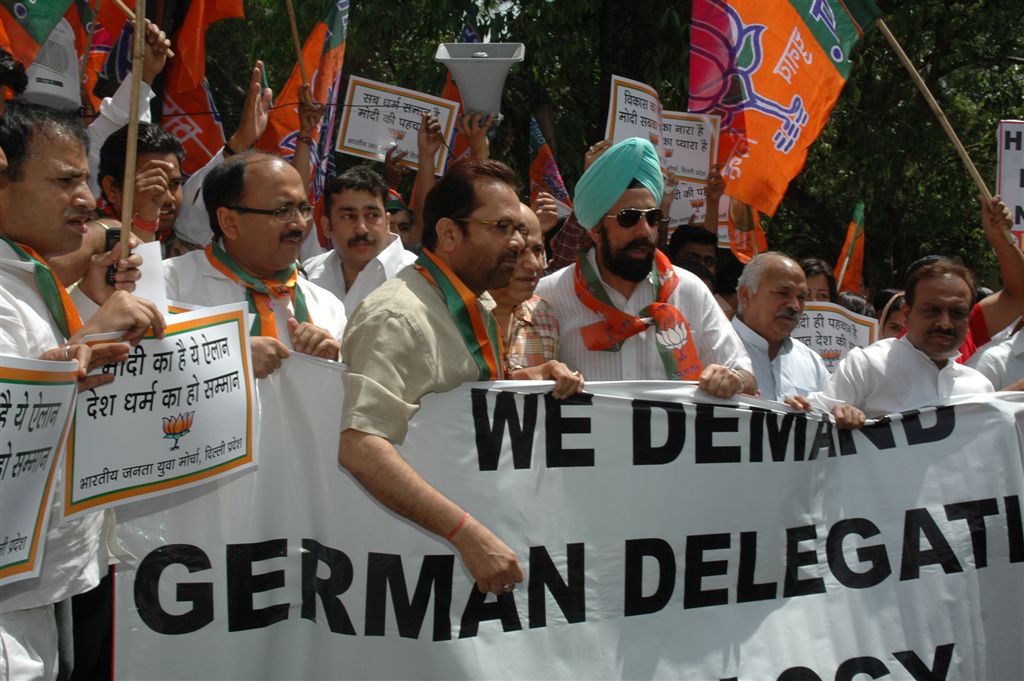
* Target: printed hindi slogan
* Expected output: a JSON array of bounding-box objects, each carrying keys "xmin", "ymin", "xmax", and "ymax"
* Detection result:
[
  {"xmin": 336, "ymin": 75, "xmax": 460, "ymax": 176},
  {"xmin": 605, "ymin": 74, "xmax": 663, "ymax": 159},
  {"xmin": 65, "ymin": 304, "xmax": 256, "ymax": 517},
  {"xmin": 0, "ymin": 356, "xmax": 78, "ymax": 586},
  {"xmin": 661, "ymin": 110, "xmax": 726, "ymax": 230},
  {"xmin": 794, "ymin": 301, "xmax": 878, "ymax": 372}
]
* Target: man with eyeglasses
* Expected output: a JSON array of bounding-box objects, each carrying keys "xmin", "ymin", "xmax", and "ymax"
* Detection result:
[
  {"xmin": 536, "ymin": 137, "xmax": 755, "ymax": 396},
  {"xmin": 339, "ymin": 158, "xmax": 584, "ymax": 598},
  {"xmin": 302, "ymin": 166, "xmax": 417, "ymax": 316},
  {"xmin": 164, "ymin": 151, "xmax": 347, "ymax": 378}
]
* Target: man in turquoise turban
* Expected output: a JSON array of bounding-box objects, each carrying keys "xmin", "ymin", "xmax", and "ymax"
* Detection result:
[{"xmin": 535, "ymin": 137, "xmax": 756, "ymax": 397}]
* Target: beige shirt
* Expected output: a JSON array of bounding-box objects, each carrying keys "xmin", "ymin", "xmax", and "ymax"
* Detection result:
[{"xmin": 341, "ymin": 266, "xmax": 494, "ymax": 444}]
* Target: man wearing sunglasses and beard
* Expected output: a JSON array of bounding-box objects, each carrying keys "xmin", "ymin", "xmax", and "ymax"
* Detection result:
[{"xmin": 536, "ymin": 138, "xmax": 755, "ymax": 397}]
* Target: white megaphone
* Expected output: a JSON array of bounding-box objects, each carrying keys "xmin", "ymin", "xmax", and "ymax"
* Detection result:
[
  {"xmin": 434, "ymin": 43, "xmax": 524, "ymax": 124},
  {"xmin": 24, "ymin": 18, "xmax": 80, "ymax": 112}
]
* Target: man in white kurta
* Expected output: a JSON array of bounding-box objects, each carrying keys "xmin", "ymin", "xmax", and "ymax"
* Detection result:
[
  {"xmin": 731, "ymin": 253, "xmax": 829, "ymax": 401},
  {"xmin": 535, "ymin": 137, "xmax": 753, "ymax": 396},
  {"xmin": 302, "ymin": 166, "xmax": 415, "ymax": 317},
  {"xmin": 811, "ymin": 259, "xmax": 993, "ymax": 422},
  {"xmin": 164, "ymin": 151, "xmax": 346, "ymax": 378}
]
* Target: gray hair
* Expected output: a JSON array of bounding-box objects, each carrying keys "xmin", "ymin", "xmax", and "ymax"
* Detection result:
[{"xmin": 736, "ymin": 251, "xmax": 798, "ymax": 314}]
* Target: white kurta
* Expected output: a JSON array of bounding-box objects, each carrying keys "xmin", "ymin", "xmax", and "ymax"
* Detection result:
[
  {"xmin": 812, "ymin": 336, "xmax": 994, "ymax": 418},
  {"xmin": 967, "ymin": 330, "xmax": 1024, "ymax": 390},
  {"xmin": 535, "ymin": 251, "xmax": 752, "ymax": 380},
  {"xmin": 302, "ymin": 234, "xmax": 416, "ymax": 317},
  {"xmin": 163, "ymin": 249, "xmax": 348, "ymax": 345},
  {"xmin": 87, "ymin": 78, "xmax": 154, "ymax": 200},
  {"xmin": 0, "ymin": 242, "xmax": 109, "ymax": 681},
  {"xmin": 732, "ymin": 315, "xmax": 829, "ymax": 401}
]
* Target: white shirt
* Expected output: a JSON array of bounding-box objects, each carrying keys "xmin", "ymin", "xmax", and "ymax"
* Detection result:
[
  {"xmin": 967, "ymin": 330, "xmax": 1024, "ymax": 390},
  {"xmin": 87, "ymin": 78, "xmax": 154, "ymax": 199},
  {"xmin": 732, "ymin": 315, "xmax": 829, "ymax": 401},
  {"xmin": 813, "ymin": 336, "xmax": 994, "ymax": 418},
  {"xmin": 535, "ymin": 251, "xmax": 752, "ymax": 380},
  {"xmin": 302, "ymin": 234, "xmax": 416, "ymax": 316},
  {"xmin": 163, "ymin": 248, "xmax": 347, "ymax": 345},
  {"xmin": 0, "ymin": 241, "xmax": 109, "ymax": 612}
]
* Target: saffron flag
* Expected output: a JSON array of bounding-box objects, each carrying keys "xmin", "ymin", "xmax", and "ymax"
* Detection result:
[
  {"xmin": 165, "ymin": 0, "xmax": 245, "ymax": 94},
  {"xmin": 689, "ymin": 0, "xmax": 881, "ymax": 216},
  {"xmin": 726, "ymin": 197, "xmax": 768, "ymax": 263},
  {"xmin": 441, "ymin": 23, "xmax": 481, "ymax": 165},
  {"xmin": 528, "ymin": 115, "xmax": 572, "ymax": 214},
  {"xmin": 258, "ymin": 0, "xmax": 350, "ymax": 224},
  {"xmin": 0, "ymin": 0, "xmax": 74, "ymax": 66},
  {"xmin": 834, "ymin": 200, "xmax": 865, "ymax": 294}
]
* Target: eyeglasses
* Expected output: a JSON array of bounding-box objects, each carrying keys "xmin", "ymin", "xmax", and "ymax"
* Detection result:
[
  {"xmin": 604, "ymin": 207, "xmax": 665, "ymax": 229},
  {"xmin": 226, "ymin": 204, "xmax": 314, "ymax": 222},
  {"xmin": 452, "ymin": 217, "xmax": 527, "ymax": 239}
]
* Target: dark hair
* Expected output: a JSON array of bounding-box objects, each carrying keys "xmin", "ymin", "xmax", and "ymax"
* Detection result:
[
  {"xmin": 0, "ymin": 100, "xmax": 87, "ymax": 181},
  {"xmin": 837, "ymin": 291, "xmax": 875, "ymax": 317},
  {"xmin": 323, "ymin": 165, "xmax": 388, "ymax": 213},
  {"xmin": 98, "ymin": 123, "xmax": 184, "ymax": 199},
  {"xmin": 667, "ymin": 225, "xmax": 717, "ymax": 259},
  {"xmin": 202, "ymin": 150, "xmax": 284, "ymax": 240},
  {"xmin": 904, "ymin": 257, "xmax": 976, "ymax": 308},
  {"xmin": 421, "ymin": 158, "xmax": 519, "ymax": 251},
  {"xmin": 0, "ymin": 48, "xmax": 27, "ymax": 97},
  {"xmin": 798, "ymin": 257, "xmax": 837, "ymax": 302},
  {"xmin": 715, "ymin": 248, "xmax": 744, "ymax": 296},
  {"xmin": 872, "ymin": 288, "xmax": 903, "ymax": 315}
]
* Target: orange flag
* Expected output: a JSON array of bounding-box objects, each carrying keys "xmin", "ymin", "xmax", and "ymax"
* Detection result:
[
  {"xmin": 166, "ymin": 0, "xmax": 245, "ymax": 94},
  {"xmin": 726, "ymin": 197, "xmax": 768, "ymax": 264},
  {"xmin": 689, "ymin": 0, "xmax": 880, "ymax": 216},
  {"xmin": 834, "ymin": 201, "xmax": 866, "ymax": 294}
]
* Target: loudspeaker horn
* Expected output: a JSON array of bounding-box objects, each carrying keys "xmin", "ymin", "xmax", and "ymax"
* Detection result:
[{"xmin": 434, "ymin": 43, "xmax": 524, "ymax": 122}]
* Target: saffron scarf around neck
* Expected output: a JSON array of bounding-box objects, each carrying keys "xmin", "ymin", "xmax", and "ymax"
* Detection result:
[
  {"xmin": 415, "ymin": 249, "xmax": 504, "ymax": 380},
  {"xmin": 204, "ymin": 242, "xmax": 309, "ymax": 339},
  {"xmin": 573, "ymin": 247, "xmax": 703, "ymax": 380},
  {"xmin": 1, "ymin": 236, "xmax": 83, "ymax": 340}
]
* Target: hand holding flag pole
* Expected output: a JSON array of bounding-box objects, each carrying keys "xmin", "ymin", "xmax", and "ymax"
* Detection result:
[
  {"xmin": 118, "ymin": 0, "xmax": 146, "ymax": 257},
  {"xmin": 108, "ymin": 0, "xmax": 175, "ymax": 58},
  {"xmin": 875, "ymin": 18, "xmax": 992, "ymax": 202}
]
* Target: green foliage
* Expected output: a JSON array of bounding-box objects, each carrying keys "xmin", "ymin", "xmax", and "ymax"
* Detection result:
[{"xmin": 203, "ymin": 0, "xmax": 1023, "ymax": 289}]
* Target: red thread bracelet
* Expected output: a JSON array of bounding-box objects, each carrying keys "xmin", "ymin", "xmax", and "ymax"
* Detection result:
[
  {"xmin": 445, "ymin": 511, "xmax": 470, "ymax": 541},
  {"xmin": 131, "ymin": 214, "xmax": 159, "ymax": 234}
]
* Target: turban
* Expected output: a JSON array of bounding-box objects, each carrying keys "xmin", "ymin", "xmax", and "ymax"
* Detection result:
[{"xmin": 573, "ymin": 137, "xmax": 664, "ymax": 228}]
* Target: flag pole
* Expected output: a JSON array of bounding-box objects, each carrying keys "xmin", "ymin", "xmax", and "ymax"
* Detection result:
[
  {"xmin": 118, "ymin": 0, "xmax": 146, "ymax": 256},
  {"xmin": 110, "ymin": 0, "xmax": 173, "ymax": 57},
  {"xmin": 875, "ymin": 18, "xmax": 992, "ymax": 202},
  {"xmin": 284, "ymin": 0, "xmax": 309, "ymax": 87},
  {"xmin": 836, "ymin": 249, "xmax": 851, "ymax": 291}
]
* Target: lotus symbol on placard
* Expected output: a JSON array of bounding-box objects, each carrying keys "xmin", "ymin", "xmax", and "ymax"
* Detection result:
[{"xmin": 162, "ymin": 411, "xmax": 194, "ymax": 451}]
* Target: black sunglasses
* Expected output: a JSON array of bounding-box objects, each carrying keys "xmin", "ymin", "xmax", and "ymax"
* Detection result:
[{"xmin": 604, "ymin": 207, "xmax": 665, "ymax": 229}]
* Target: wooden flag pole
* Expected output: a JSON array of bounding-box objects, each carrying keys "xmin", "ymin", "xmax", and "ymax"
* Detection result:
[
  {"xmin": 836, "ymin": 249, "xmax": 852, "ymax": 290},
  {"xmin": 118, "ymin": 0, "xmax": 146, "ymax": 256},
  {"xmin": 110, "ymin": 0, "xmax": 174, "ymax": 57},
  {"xmin": 875, "ymin": 18, "xmax": 992, "ymax": 202},
  {"xmin": 284, "ymin": 0, "xmax": 309, "ymax": 87}
]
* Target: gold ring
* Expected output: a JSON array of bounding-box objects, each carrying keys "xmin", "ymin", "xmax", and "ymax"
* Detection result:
[
  {"xmin": 502, "ymin": 583, "xmax": 515, "ymax": 592},
  {"xmin": 63, "ymin": 345, "xmax": 71, "ymax": 361},
  {"xmin": 572, "ymin": 370, "xmax": 582, "ymax": 378}
]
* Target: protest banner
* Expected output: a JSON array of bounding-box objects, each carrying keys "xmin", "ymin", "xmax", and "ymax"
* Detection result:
[
  {"xmin": 336, "ymin": 76, "xmax": 459, "ymax": 176},
  {"xmin": 0, "ymin": 355, "xmax": 77, "ymax": 587},
  {"xmin": 65, "ymin": 304, "xmax": 256, "ymax": 518},
  {"xmin": 661, "ymin": 110, "xmax": 719, "ymax": 184},
  {"xmin": 997, "ymin": 120, "xmax": 1024, "ymax": 249},
  {"xmin": 113, "ymin": 372, "xmax": 1024, "ymax": 679},
  {"xmin": 795, "ymin": 301, "xmax": 878, "ymax": 372},
  {"xmin": 605, "ymin": 74, "xmax": 663, "ymax": 157}
]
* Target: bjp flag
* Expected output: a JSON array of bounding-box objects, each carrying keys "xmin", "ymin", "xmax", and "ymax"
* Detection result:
[
  {"xmin": 0, "ymin": 1, "xmax": 74, "ymax": 66},
  {"xmin": 834, "ymin": 201, "xmax": 865, "ymax": 293},
  {"xmin": 689, "ymin": 0, "xmax": 880, "ymax": 216},
  {"xmin": 528, "ymin": 115, "xmax": 572, "ymax": 214},
  {"xmin": 726, "ymin": 197, "xmax": 768, "ymax": 264}
]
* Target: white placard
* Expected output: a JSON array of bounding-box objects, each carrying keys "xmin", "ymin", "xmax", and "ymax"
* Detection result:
[
  {"xmin": 997, "ymin": 120, "xmax": 1024, "ymax": 249},
  {"xmin": 794, "ymin": 301, "xmax": 879, "ymax": 372},
  {"xmin": 336, "ymin": 76, "xmax": 460, "ymax": 176},
  {"xmin": 605, "ymin": 74, "xmax": 663, "ymax": 159},
  {"xmin": 0, "ymin": 355, "xmax": 78, "ymax": 586},
  {"xmin": 65, "ymin": 303, "xmax": 256, "ymax": 517}
]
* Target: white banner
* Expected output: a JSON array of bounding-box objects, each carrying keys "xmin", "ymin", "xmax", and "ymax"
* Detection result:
[
  {"xmin": 795, "ymin": 301, "xmax": 878, "ymax": 372},
  {"xmin": 336, "ymin": 76, "xmax": 460, "ymax": 176},
  {"xmin": 997, "ymin": 120, "xmax": 1024, "ymax": 248},
  {"xmin": 66, "ymin": 304, "xmax": 256, "ymax": 517},
  {"xmin": 113, "ymin": 372, "xmax": 1024, "ymax": 680},
  {"xmin": 0, "ymin": 355, "xmax": 78, "ymax": 586}
]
